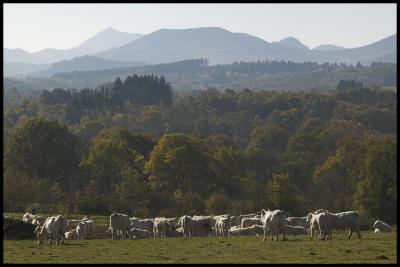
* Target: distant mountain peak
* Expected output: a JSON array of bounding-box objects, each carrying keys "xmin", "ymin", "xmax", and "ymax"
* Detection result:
[
  {"xmin": 275, "ymin": 37, "xmax": 309, "ymax": 50},
  {"xmin": 313, "ymin": 44, "xmax": 348, "ymax": 51}
]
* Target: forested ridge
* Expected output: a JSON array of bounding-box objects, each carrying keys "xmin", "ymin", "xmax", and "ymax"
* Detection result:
[
  {"xmin": 3, "ymin": 74, "xmax": 397, "ymax": 226},
  {"xmin": 4, "ymin": 59, "xmax": 397, "ymax": 92}
]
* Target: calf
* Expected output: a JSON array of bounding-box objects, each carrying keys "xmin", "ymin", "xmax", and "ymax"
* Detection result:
[{"xmin": 373, "ymin": 220, "xmax": 391, "ymax": 233}]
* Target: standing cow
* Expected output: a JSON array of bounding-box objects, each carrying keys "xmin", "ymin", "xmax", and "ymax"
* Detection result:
[
  {"xmin": 109, "ymin": 212, "xmax": 131, "ymax": 240},
  {"xmin": 37, "ymin": 215, "xmax": 68, "ymax": 245},
  {"xmin": 260, "ymin": 209, "xmax": 288, "ymax": 242}
]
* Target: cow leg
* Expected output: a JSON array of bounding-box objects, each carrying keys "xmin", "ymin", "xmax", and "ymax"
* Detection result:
[
  {"xmin": 347, "ymin": 228, "xmax": 353, "ymax": 239},
  {"xmin": 263, "ymin": 227, "xmax": 266, "ymax": 241},
  {"xmin": 355, "ymin": 226, "xmax": 361, "ymax": 239}
]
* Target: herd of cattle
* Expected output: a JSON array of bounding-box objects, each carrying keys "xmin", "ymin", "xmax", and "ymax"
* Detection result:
[{"xmin": 21, "ymin": 209, "xmax": 392, "ymax": 245}]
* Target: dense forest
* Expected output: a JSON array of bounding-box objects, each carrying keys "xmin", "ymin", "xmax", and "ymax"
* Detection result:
[
  {"xmin": 4, "ymin": 59, "xmax": 397, "ymax": 92},
  {"xmin": 3, "ymin": 74, "xmax": 397, "ymax": 226}
]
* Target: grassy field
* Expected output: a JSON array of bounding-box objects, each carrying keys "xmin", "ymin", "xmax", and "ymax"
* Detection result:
[{"xmin": 3, "ymin": 230, "xmax": 396, "ymax": 263}]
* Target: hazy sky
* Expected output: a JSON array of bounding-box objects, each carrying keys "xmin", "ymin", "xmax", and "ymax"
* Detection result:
[{"xmin": 4, "ymin": 3, "xmax": 397, "ymax": 53}]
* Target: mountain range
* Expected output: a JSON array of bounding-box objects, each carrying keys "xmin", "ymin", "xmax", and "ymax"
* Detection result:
[{"xmin": 4, "ymin": 27, "xmax": 396, "ymax": 77}]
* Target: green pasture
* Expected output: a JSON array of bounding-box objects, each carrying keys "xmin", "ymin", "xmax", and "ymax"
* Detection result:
[{"xmin": 3, "ymin": 230, "xmax": 396, "ymax": 263}]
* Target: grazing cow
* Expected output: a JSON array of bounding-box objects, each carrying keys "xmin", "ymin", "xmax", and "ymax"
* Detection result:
[
  {"xmin": 215, "ymin": 216, "xmax": 231, "ymax": 237},
  {"xmin": 37, "ymin": 215, "xmax": 68, "ymax": 245},
  {"xmin": 153, "ymin": 217, "xmax": 178, "ymax": 238},
  {"xmin": 130, "ymin": 218, "xmax": 154, "ymax": 234},
  {"xmin": 241, "ymin": 217, "xmax": 262, "ymax": 228},
  {"xmin": 372, "ymin": 220, "xmax": 391, "ymax": 233},
  {"xmin": 326, "ymin": 211, "xmax": 361, "ymax": 239},
  {"xmin": 130, "ymin": 228, "xmax": 152, "ymax": 239},
  {"xmin": 64, "ymin": 230, "xmax": 77, "ymax": 240},
  {"xmin": 22, "ymin": 213, "xmax": 35, "ymax": 224},
  {"xmin": 228, "ymin": 226, "xmax": 258, "ymax": 236},
  {"xmin": 285, "ymin": 225, "xmax": 308, "ymax": 236},
  {"xmin": 286, "ymin": 217, "xmax": 309, "ymax": 228},
  {"xmin": 109, "ymin": 212, "xmax": 131, "ymax": 240},
  {"xmin": 260, "ymin": 209, "xmax": 288, "ymax": 241}
]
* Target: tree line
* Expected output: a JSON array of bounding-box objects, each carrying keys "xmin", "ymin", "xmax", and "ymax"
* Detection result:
[
  {"xmin": 4, "ymin": 59, "xmax": 396, "ymax": 92},
  {"xmin": 3, "ymin": 75, "xmax": 397, "ymax": 226}
]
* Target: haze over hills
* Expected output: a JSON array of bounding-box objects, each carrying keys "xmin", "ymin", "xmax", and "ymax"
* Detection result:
[
  {"xmin": 95, "ymin": 27, "xmax": 311, "ymax": 64},
  {"xmin": 95, "ymin": 27, "xmax": 396, "ymax": 65},
  {"xmin": 3, "ymin": 62, "xmax": 51, "ymax": 77},
  {"xmin": 31, "ymin": 56, "xmax": 147, "ymax": 77},
  {"xmin": 3, "ymin": 27, "xmax": 396, "ymax": 78},
  {"xmin": 4, "ymin": 27, "xmax": 144, "ymax": 65}
]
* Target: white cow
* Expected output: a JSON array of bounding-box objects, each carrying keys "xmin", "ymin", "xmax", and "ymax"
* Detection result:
[
  {"xmin": 260, "ymin": 209, "xmax": 288, "ymax": 241},
  {"xmin": 109, "ymin": 212, "xmax": 131, "ymax": 240},
  {"xmin": 177, "ymin": 215, "xmax": 192, "ymax": 237},
  {"xmin": 306, "ymin": 212, "xmax": 332, "ymax": 240},
  {"xmin": 326, "ymin": 211, "xmax": 361, "ymax": 239},
  {"xmin": 373, "ymin": 220, "xmax": 391, "ymax": 233},
  {"xmin": 130, "ymin": 228, "xmax": 152, "ymax": 239},
  {"xmin": 306, "ymin": 213, "xmax": 319, "ymax": 240},
  {"xmin": 36, "ymin": 215, "xmax": 68, "ymax": 245},
  {"xmin": 215, "ymin": 216, "xmax": 231, "ymax": 237},
  {"xmin": 153, "ymin": 217, "xmax": 178, "ymax": 238}
]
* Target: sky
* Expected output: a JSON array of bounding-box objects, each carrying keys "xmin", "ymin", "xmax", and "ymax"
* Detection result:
[{"xmin": 4, "ymin": 3, "xmax": 397, "ymax": 53}]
